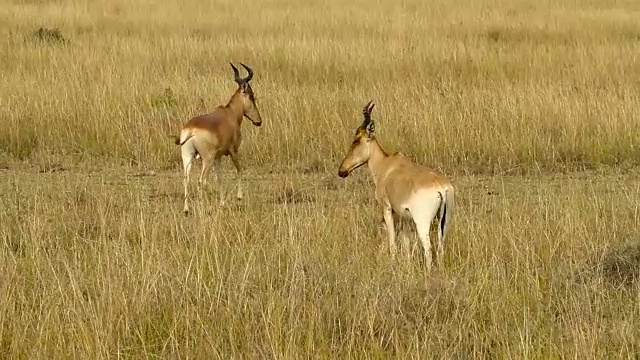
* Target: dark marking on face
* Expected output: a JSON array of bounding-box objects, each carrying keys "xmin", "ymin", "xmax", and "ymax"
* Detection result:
[{"xmin": 243, "ymin": 84, "xmax": 256, "ymax": 101}]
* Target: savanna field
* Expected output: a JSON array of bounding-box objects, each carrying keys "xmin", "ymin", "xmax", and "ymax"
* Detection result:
[{"xmin": 1, "ymin": 0, "xmax": 640, "ymax": 358}]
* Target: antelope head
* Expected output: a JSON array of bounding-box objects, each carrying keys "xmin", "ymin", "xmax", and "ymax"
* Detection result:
[
  {"xmin": 338, "ymin": 100, "xmax": 376, "ymax": 178},
  {"xmin": 230, "ymin": 63, "xmax": 262, "ymax": 127}
]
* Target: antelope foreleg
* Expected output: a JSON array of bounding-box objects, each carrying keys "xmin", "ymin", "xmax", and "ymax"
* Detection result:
[
  {"xmin": 230, "ymin": 153, "xmax": 243, "ymax": 200},
  {"xmin": 382, "ymin": 206, "xmax": 397, "ymax": 258}
]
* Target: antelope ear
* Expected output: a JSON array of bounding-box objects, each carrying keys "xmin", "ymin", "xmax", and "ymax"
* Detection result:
[{"xmin": 365, "ymin": 120, "xmax": 375, "ymax": 137}]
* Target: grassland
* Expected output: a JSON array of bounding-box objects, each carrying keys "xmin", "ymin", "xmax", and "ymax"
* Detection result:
[{"xmin": 1, "ymin": 0, "xmax": 639, "ymax": 358}]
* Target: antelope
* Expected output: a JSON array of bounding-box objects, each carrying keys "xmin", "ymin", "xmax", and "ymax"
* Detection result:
[
  {"xmin": 175, "ymin": 63, "xmax": 262, "ymax": 214},
  {"xmin": 338, "ymin": 101, "xmax": 454, "ymax": 271}
]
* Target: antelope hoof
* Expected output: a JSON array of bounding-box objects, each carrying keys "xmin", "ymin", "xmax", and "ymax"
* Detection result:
[{"xmin": 237, "ymin": 189, "xmax": 243, "ymax": 200}]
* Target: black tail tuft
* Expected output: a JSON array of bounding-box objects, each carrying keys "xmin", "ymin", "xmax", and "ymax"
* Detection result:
[{"xmin": 440, "ymin": 201, "xmax": 447, "ymax": 235}]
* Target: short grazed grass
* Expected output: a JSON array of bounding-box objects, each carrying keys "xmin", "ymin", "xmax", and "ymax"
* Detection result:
[{"xmin": 1, "ymin": 0, "xmax": 639, "ymax": 358}]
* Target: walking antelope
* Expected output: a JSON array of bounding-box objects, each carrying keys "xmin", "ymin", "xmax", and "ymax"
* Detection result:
[
  {"xmin": 338, "ymin": 101, "xmax": 454, "ymax": 270},
  {"xmin": 175, "ymin": 63, "xmax": 262, "ymax": 214}
]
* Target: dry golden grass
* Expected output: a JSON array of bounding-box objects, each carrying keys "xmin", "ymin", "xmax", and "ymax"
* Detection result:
[
  {"xmin": 1, "ymin": 0, "xmax": 639, "ymax": 358},
  {"xmin": 1, "ymin": 0, "xmax": 639, "ymax": 172},
  {"xmin": 1, "ymin": 166, "xmax": 639, "ymax": 358}
]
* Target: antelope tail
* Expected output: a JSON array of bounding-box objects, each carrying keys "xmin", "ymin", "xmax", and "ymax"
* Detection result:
[
  {"xmin": 437, "ymin": 189, "xmax": 453, "ymax": 238},
  {"xmin": 175, "ymin": 130, "xmax": 194, "ymax": 146}
]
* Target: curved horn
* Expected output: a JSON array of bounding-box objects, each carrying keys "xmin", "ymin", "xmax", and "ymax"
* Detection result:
[
  {"xmin": 367, "ymin": 101, "xmax": 375, "ymax": 114},
  {"xmin": 362, "ymin": 100, "xmax": 375, "ymax": 124},
  {"xmin": 240, "ymin": 63, "xmax": 254, "ymax": 82},
  {"xmin": 230, "ymin": 63, "xmax": 242, "ymax": 84}
]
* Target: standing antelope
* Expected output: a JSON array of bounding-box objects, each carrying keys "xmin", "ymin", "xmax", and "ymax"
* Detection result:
[
  {"xmin": 175, "ymin": 63, "xmax": 262, "ymax": 214},
  {"xmin": 338, "ymin": 101, "xmax": 454, "ymax": 271}
]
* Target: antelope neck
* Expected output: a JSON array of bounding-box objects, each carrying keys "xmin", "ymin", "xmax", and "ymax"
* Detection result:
[
  {"xmin": 366, "ymin": 138, "xmax": 390, "ymax": 187},
  {"xmin": 226, "ymin": 88, "xmax": 245, "ymax": 124}
]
